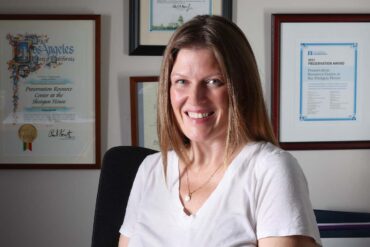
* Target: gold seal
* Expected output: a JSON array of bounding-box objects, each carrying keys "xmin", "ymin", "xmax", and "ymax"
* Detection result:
[{"xmin": 18, "ymin": 124, "xmax": 37, "ymax": 143}]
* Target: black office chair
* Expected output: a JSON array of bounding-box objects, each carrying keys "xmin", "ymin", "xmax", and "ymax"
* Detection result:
[
  {"xmin": 91, "ymin": 146, "xmax": 370, "ymax": 247},
  {"xmin": 91, "ymin": 146, "xmax": 157, "ymax": 247}
]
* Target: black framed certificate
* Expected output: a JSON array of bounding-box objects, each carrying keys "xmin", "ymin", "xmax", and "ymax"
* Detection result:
[
  {"xmin": 129, "ymin": 0, "xmax": 232, "ymax": 55},
  {"xmin": 0, "ymin": 15, "xmax": 101, "ymax": 168}
]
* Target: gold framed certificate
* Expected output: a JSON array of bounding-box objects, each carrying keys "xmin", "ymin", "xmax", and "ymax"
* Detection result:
[{"xmin": 0, "ymin": 15, "xmax": 101, "ymax": 168}]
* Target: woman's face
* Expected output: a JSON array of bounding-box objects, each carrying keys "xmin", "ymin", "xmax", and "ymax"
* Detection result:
[{"xmin": 170, "ymin": 47, "xmax": 229, "ymax": 144}]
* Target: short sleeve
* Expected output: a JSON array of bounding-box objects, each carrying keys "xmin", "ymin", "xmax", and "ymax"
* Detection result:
[
  {"xmin": 254, "ymin": 149, "xmax": 322, "ymax": 246},
  {"xmin": 119, "ymin": 157, "xmax": 148, "ymax": 237}
]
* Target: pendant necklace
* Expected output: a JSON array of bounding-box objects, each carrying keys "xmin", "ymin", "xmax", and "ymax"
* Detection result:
[{"xmin": 183, "ymin": 163, "xmax": 224, "ymax": 203}]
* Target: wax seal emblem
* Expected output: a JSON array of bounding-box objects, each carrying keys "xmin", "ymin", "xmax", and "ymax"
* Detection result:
[{"xmin": 18, "ymin": 124, "xmax": 37, "ymax": 151}]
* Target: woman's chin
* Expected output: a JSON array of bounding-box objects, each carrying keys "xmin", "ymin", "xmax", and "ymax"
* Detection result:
[{"xmin": 184, "ymin": 130, "xmax": 227, "ymax": 144}]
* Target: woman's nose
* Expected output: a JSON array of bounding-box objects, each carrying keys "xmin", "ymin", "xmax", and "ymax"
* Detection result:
[{"xmin": 188, "ymin": 83, "xmax": 207, "ymax": 105}]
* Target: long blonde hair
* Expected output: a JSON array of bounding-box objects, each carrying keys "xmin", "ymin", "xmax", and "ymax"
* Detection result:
[{"xmin": 157, "ymin": 15, "xmax": 277, "ymax": 172}]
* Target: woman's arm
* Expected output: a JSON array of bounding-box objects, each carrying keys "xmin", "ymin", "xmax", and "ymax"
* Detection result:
[
  {"xmin": 258, "ymin": 236, "xmax": 319, "ymax": 247},
  {"xmin": 118, "ymin": 235, "xmax": 129, "ymax": 247}
]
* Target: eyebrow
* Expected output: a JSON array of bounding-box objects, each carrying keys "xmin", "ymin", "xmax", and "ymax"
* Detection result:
[
  {"xmin": 170, "ymin": 72, "xmax": 223, "ymax": 78},
  {"xmin": 170, "ymin": 72, "xmax": 185, "ymax": 77}
]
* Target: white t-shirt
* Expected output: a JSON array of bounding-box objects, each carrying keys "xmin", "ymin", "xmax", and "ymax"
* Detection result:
[{"xmin": 120, "ymin": 142, "xmax": 322, "ymax": 247}]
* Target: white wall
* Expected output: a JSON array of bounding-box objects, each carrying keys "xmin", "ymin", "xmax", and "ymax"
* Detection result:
[{"xmin": 0, "ymin": 0, "xmax": 369, "ymax": 246}]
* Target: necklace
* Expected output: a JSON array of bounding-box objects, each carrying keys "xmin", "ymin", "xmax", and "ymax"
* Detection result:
[{"xmin": 183, "ymin": 163, "xmax": 224, "ymax": 203}]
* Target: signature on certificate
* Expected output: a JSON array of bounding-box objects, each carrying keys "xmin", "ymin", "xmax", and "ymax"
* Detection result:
[
  {"xmin": 172, "ymin": 3, "xmax": 193, "ymax": 12},
  {"xmin": 48, "ymin": 128, "xmax": 75, "ymax": 140}
]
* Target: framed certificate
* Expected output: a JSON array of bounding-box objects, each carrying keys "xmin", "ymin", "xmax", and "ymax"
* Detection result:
[
  {"xmin": 0, "ymin": 15, "xmax": 101, "ymax": 168},
  {"xmin": 129, "ymin": 0, "xmax": 232, "ymax": 55},
  {"xmin": 130, "ymin": 76, "xmax": 159, "ymax": 150},
  {"xmin": 272, "ymin": 14, "xmax": 370, "ymax": 150}
]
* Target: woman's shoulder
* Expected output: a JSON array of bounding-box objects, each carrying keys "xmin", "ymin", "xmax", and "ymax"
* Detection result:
[
  {"xmin": 142, "ymin": 151, "xmax": 161, "ymax": 163},
  {"xmin": 243, "ymin": 142, "xmax": 301, "ymax": 177},
  {"xmin": 138, "ymin": 150, "xmax": 177, "ymax": 173},
  {"xmin": 139, "ymin": 151, "xmax": 161, "ymax": 170},
  {"xmin": 247, "ymin": 142, "xmax": 295, "ymax": 162}
]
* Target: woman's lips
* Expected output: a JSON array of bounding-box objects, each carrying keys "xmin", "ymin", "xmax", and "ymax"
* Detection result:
[{"xmin": 186, "ymin": 111, "xmax": 214, "ymax": 119}]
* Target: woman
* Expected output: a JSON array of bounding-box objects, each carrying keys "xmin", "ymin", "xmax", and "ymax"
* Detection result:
[{"xmin": 119, "ymin": 15, "xmax": 321, "ymax": 247}]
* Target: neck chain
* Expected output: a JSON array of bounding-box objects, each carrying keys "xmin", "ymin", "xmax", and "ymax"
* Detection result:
[{"xmin": 183, "ymin": 163, "xmax": 224, "ymax": 203}]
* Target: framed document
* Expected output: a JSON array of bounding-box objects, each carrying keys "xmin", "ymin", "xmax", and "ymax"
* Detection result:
[
  {"xmin": 272, "ymin": 14, "xmax": 370, "ymax": 150},
  {"xmin": 0, "ymin": 15, "xmax": 101, "ymax": 168},
  {"xmin": 130, "ymin": 76, "xmax": 159, "ymax": 150},
  {"xmin": 129, "ymin": 0, "xmax": 233, "ymax": 55}
]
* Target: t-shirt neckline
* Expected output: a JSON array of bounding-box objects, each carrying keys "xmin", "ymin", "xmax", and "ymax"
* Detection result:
[{"xmin": 168, "ymin": 142, "xmax": 257, "ymax": 219}]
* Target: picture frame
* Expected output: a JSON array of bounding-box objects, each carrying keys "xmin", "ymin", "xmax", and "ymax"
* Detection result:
[
  {"xmin": 0, "ymin": 14, "xmax": 101, "ymax": 169},
  {"xmin": 130, "ymin": 76, "xmax": 159, "ymax": 150},
  {"xmin": 129, "ymin": 0, "xmax": 233, "ymax": 55},
  {"xmin": 271, "ymin": 14, "xmax": 370, "ymax": 150}
]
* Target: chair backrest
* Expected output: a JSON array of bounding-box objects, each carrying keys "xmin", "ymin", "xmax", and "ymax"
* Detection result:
[{"xmin": 91, "ymin": 146, "xmax": 157, "ymax": 247}]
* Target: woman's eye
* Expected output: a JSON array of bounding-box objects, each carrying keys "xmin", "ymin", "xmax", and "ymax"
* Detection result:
[
  {"xmin": 174, "ymin": 79, "xmax": 186, "ymax": 85},
  {"xmin": 207, "ymin": 79, "xmax": 223, "ymax": 87}
]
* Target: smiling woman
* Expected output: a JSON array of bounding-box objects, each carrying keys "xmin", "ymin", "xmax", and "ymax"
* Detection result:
[
  {"xmin": 118, "ymin": 15, "xmax": 322, "ymax": 247},
  {"xmin": 170, "ymin": 48, "xmax": 228, "ymax": 145}
]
